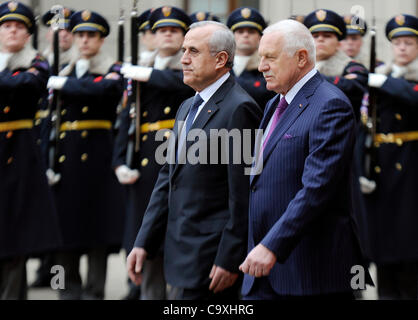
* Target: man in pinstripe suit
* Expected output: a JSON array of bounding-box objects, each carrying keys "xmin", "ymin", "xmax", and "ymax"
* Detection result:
[{"xmin": 240, "ymin": 20, "xmax": 370, "ymax": 299}]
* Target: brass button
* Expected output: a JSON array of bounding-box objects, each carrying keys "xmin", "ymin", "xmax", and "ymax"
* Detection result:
[
  {"xmin": 82, "ymin": 106, "xmax": 89, "ymax": 113},
  {"xmin": 60, "ymin": 132, "xmax": 66, "ymax": 139},
  {"xmin": 142, "ymin": 134, "xmax": 148, "ymax": 142},
  {"xmin": 396, "ymin": 138, "xmax": 403, "ymax": 146},
  {"xmin": 35, "ymin": 119, "xmax": 41, "ymax": 126},
  {"xmin": 6, "ymin": 131, "xmax": 13, "ymax": 139},
  {"xmin": 395, "ymin": 113, "xmax": 402, "ymax": 121},
  {"xmin": 142, "ymin": 111, "xmax": 148, "ymax": 118},
  {"xmin": 141, "ymin": 158, "xmax": 149, "ymax": 167},
  {"xmin": 7, "ymin": 157, "xmax": 13, "ymax": 165},
  {"xmin": 395, "ymin": 163, "xmax": 402, "ymax": 171},
  {"xmin": 81, "ymin": 130, "xmax": 88, "ymax": 138},
  {"xmin": 59, "ymin": 155, "xmax": 66, "ymax": 163},
  {"xmin": 3, "ymin": 106, "xmax": 10, "ymax": 114},
  {"xmin": 61, "ymin": 109, "xmax": 67, "ymax": 116},
  {"xmin": 164, "ymin": 106, "xmax": 171, "ymax": 115},
  {"xmin": 374, "ymin": 142, "xmax": 380, "ymax": 148},
  {"xmin": 164, "ymin": 131, "xmax": 171, "ymax": 139},
  {"xmin": 374, "ymin": 166, "xmax": 381, "ymax": 174},
  {"xmin": 81, "ymin": 153, "xmax": 88, "ymax": 162}
]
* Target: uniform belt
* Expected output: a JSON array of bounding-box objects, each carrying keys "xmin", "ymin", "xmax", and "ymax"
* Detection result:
[
  {"xmin": 60, "ymin": 120, "xmax": 112, "ymax": 131},
  {"xmin": 35, "ymin": 110, "xmax": 50, "ymax": 120},
  {"xmin": 375, "ymin": 131, "xmax": 418, "ymax": 145},
  {"xmin": 141, "ymin": 119, "xmax": 175, "ymax": 133},
  {"xmin": 0, "ymin": 119, "xmax": 33, "ymax": 132}
]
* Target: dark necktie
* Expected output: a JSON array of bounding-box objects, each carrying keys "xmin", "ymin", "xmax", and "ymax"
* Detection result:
[
  {"xmin": 176, "ymin": 94, "xmax": 204, "ymax": 162},
  {"xmin": 262, "ymin": 96, "xmax": 289, "ymax": 151},
  {"xmin": 185, "ymin": 94, "xmax": 204, "ymax": 135}
]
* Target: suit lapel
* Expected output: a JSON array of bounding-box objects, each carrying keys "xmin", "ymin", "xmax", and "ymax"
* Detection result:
[
  {"xmin": 170, "ymin": 75, "xmax": 235, "ymax": 180},
  {"xmin": 250, "ymin": 72, "xmax": 323, "ymax": 186},
  {"xmin": 259, "ymin": 94, "xmax": 281, "ymax": 131}
]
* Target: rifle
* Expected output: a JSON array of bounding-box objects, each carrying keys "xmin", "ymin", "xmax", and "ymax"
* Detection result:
[
  {"xmin": 126, "ymin": 0, "xmax": 141, "ymax": 168},
  {"xmin": 31, "ymin": 0, "xmax": 40, "ymax": 49},
  {"xmin": 118, "ymin": 8, "xmax": 125, "ymax": 62},
  {"xmin": 362, "ymin": 17, "xmax": 378, "ymax": 180},
  {"xmin": 48, "ymin": 5, "xmax": 63, "ymax": 171}
]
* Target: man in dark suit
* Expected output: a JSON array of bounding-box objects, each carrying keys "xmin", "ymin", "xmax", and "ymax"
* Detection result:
[
  {"xmin": 127, "ymin": 21, "xmax": 262, "ymax": 300},
  {"xmin": 240, "ymin": 19, "xmax": 369, "ymax": 299}
]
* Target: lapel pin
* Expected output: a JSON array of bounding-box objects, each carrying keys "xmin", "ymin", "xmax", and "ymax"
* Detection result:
[
  {"xmin": 299, "ymin": 104, "xmax": 303, "ymax": 108},
  {"xmin": 208, "ymin": 110, "xmax": 212, "ymax": 113}
]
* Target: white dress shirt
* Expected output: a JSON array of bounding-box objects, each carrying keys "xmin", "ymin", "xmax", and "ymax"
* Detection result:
[
  {"xmin": 177, "ymin": 72, "xmax": 231, "ymax": 156},
  {"xmin": 262, "ymin": 68, "xmax": 317, "ymax": 144}
]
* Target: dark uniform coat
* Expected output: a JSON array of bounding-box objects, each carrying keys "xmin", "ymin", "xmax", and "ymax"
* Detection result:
[
  {"xmin": 34, "ymin": 45, "xmax": 79, "ymax": 167},
  {"xmin": 354, "ymin": 59, "xmax": 418, "ymax": 265},
  {"xmin": 232, "ymin": 52, "xmax": 275, "ymax": 110},
  {"xmin": 316, "ymin": 49, "xmax": 369, "ymax": 121},
  {"xmin": 113, "ymin": 50, "xmax": 194, "ymax": 252},
  {"xmin": 52, "ymin": 51, "xmax": 125, "ymax": 251},
  {"xmin": 0, "ymin": 45, "xmax": 61, "ymax": 259}
]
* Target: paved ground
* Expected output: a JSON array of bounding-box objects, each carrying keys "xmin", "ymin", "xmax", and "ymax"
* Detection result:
[{"xmin": 26, "ymin": 253, "xmax": 378, "ymax": 300}]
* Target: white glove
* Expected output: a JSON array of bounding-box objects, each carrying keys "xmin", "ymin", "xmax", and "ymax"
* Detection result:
[
  {"xmin": 359, "ymin": 176, "xmax": 376, "ymax": 194},
  {"xmin": 120, "ymin": 65, "xmax": 152, "ymax": 82},
  {"xmin": 47, "ymin": 76, "xmax": 68, "ymax": 90},
  {"xmin": 115, "ymin": 165, "xmax": 140, "ymax": 185},
  {"xmin": 46, "ymin": 168, "xmax": 61, "ymax": 186},
  {"xmin": 368, "ymin": 73, "xmax": 387, "ymax": 88}
]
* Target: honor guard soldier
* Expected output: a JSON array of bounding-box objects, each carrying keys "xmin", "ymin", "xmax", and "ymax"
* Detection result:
[
  {"xmin": 41, "ymin": 7, "xmax": 77, "ymax": 67},
  {"xmin": 189, "ymin": 11, "xmax": 220, "ymax": 23},
  {"xmin": 304, "ymin": 9, "xmax": 369, "ymax": 121},
  {"xmin": 355, "ymin": 14, "xmax": 418, "ymax": 300},
  {"xmin": 227, "ymin": 7, "xmax": 274, "ymax": 109},
  {"xmin": 340, "ymin": 14, "xmax": 371, "ymax": 68},
  {"xmin": 137, "ymin": 8, "xmax": 157, "ymax": 66},
  {"xmin": 115, "ymin": 6, "xmax": 194, "ymax": 300},
  {"xmin": 289, "ymin": 15, "xmax": 305, "ymax": 24},
  {"xmin": 46, "ymin": 10, "xmax": 125, "ymax": 300},
  {"xmin": 30, "ymin": 6, "xmax": 78, "ymax": 289},
  {"xmin": 0, "ymin": 0, "xmax": 61, "ymax": 299}
]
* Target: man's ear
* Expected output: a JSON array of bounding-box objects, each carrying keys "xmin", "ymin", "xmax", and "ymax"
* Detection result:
[
  {"xmin": 215, "ymin": 51, "xmax": 229, "ymax": 70},
  {"xmin": 297, "ymin": 49, "xmax": 309, "ymax": 68}
]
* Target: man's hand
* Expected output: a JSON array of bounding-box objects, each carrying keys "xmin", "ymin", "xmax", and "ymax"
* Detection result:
[
  {"xmin": 368, "ymin": 73, "xmax": 387, "ymax": 88},
  {"xmin": 208, "ymin": 265, "xmax": 239, "ymax": 294},
  {"xmin": 46, "ymin": 168, "xmax": 61, "ymax": 186},
  {"xmin": 115, "ymin": 165, "xmax": 140, "ymax": 185},
  {"xmin": 121, "ymin": 65, "xmax": 152, "ymax": 82},
  {"xmin": 239, "ymin": 244, "xmax": 277, "ymax": 277},
  {"xmin": 126, "ymin": 247, "xmax": 147, "ymax": 286},
  {"xmin": 47, "ymin": 76, "xmax": 68, "ymax": 90}
]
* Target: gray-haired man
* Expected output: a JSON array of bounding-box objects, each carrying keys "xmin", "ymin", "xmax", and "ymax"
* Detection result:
[{"xmin": 127, "ymin": 21, "xmax": 262, "ymax": 300}]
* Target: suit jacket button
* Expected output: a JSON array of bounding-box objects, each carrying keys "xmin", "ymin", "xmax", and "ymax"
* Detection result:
[
  {"xmin": 251, "ymin": 186, "xmax": 256, "ymax": 192},
  {"xmin": 172, "ymin": 184, "xmax": 177, "ymax": 191}
]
